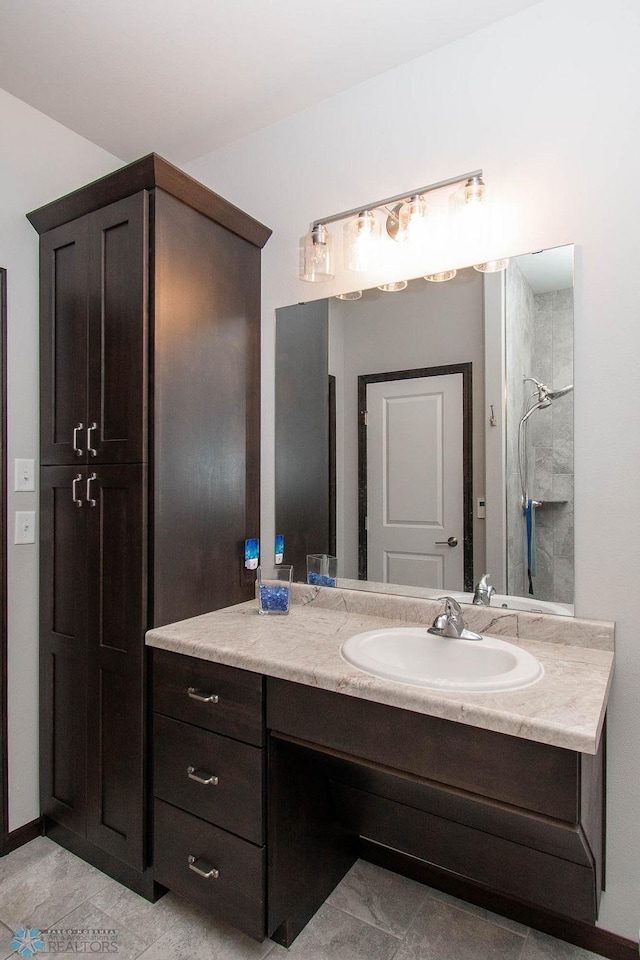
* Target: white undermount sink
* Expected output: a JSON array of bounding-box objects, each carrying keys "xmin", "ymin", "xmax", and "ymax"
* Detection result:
[{"xmin": 340, "ymin": 627, "xmax": 544, "ymax": 692}]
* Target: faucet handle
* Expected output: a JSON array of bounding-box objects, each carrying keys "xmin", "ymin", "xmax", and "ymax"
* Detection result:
[{"xmin": 441, "ymin": 596, "xmax": 465, "ymax": 637}]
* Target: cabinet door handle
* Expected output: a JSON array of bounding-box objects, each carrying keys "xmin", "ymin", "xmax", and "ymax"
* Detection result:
[
  {"xmin": 187, "ymin": 855, "xmax": 219, "ymax": 880},
  {"xmin": 86, "ymin": 472, "xmax": 97, "ymax": 507},
  {"xmin": 187, "ymin": 765, "xmax": 219, "ymax": 786},
  {"xmin": 87, "ymin": 422, "xmax": 98, "ymax": 458},
  {"xmin": 72, "ymin": 474, "xmax": 83, "ymax": 508},
  {"xmin": 73, "ymin": 423, "xmax": 84, "ymax": 457},
  {"xmin": 187, "ymin": 687, "xmax": 219, "ymax": 704}
]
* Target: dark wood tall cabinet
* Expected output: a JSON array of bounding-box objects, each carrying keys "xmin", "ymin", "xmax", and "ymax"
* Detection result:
[{"xmin": 29, "ymin": 155, "xmax": 270, "ymax": 895}]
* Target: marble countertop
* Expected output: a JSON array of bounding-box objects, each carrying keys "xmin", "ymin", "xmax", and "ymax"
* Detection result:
[{"xmin": 146, "ymin": 584, "xmax": 614, "ymax": 754}]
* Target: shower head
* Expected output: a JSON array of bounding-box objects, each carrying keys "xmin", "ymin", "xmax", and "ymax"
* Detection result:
[
  {"xmin": 545, "ymin": 383, "xmax": 573, "ymax": 401},
  {"xmin": 523, "ymin": 377, "xmax": 573, "ymax": 406}
]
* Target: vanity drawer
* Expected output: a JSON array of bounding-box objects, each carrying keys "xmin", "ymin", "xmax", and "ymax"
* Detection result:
[
  {"xmin": 154, "ymin": 799, "xmax": 265, "ymax": 940},
  {"xmin": 154, "ymin": 714, "xmax": 264, "ymax": 843},
  {"xmin": 153, "ymin": 648, "xmax": 263, "ymax": 746}
]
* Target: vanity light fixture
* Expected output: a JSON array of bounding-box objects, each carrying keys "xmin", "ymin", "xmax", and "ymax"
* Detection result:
[
  {"xmin": 300, "ymin": 224, "xmax": 335, "ymax": 282},
  {"xmin": 458, "ymin": 174, "xmax": 486, "ymax": 204},
  {"xmin": 396, "ymin": 194, "xmax": 429, "ymax": 242},
  {"xmin": 344, "ymin": 210, "xmax": 380, "ymax": 272},
  {"xmin": 474, "ymin": 258, "xmax": 509, "ymax": 273},
  {"xmin": 335, "ymin": 290, "xmax": 363, "ymax": 300},
  {"xmin": 299, "ymin": 169, "xmax": 486, "ymax": 281},
  {"xmin": 424, "ymin": 269, "xmax": 457, "ymax": 282},
  {"xmin": 377, "ymin": 280, "xmax": 408, "ymax": 292}
]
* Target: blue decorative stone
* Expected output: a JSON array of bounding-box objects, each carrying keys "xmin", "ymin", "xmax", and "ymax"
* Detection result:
[
  {"xmin": 307, "ymin": 573, "xmax": 336, "ymax": 587},
  {"xmin": 259, "ymin": 584, "xmax": 290, "ymax": 614}
]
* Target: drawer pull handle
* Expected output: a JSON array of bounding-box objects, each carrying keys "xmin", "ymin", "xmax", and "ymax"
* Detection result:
[
  {"xmin": 188, "ymin": 855, "xmax": 219, "ymax": 880},
  {"xmin": 187, "ymin": 765, "xmax": 219, "ymax": 786},
  {"xmin": 187, "ymin": 687, "xmax": 219, "ymax": 704}
]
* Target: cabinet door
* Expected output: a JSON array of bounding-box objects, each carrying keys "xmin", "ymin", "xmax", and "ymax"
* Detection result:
[
  {"xmin": 85, "ymin": 464, "xmax": 147, "ymax": 869},
  {"xmin": 87, "ymin": 193, "xmax": 148, "ymax": 465},
  {"xmin": 40, "ymin": 466, "xmax": 88, "ymax": 833},
  {"xmin": 40, "ymin": 219, "xmax": 90, "ymax": 465}
]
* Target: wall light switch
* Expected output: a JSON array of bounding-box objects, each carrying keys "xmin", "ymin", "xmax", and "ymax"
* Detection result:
[
  {"xmin": 15, "ymin": 458, "xmax": 35, "ymax": 492},
  {"xmin": 15, "ymin": 511, "xmax": 36, "ymax": 545}
]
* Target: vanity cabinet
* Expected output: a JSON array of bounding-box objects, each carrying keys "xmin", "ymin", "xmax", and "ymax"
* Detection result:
[
  {"xmin": 149, "ymin": 645, "xmax": 604, "ymax": 947},
  {"xmin": 152, "ymin": 649, "xmax": 266, "ymax": 939},
  {"xmin": 267, "ymin": 678, "xmax": 604, "ymax": 939},
  {"xmin": 29, "ymin": 155, "xmax": 270, "ymax": 895}
]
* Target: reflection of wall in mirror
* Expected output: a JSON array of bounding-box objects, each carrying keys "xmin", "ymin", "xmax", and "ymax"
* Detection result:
[
  {"xmin": 505, "ymin": 263, "xmax": 574, "ymax": 603},
  {"xmin": 328, "ymin": 271, "xmax": 485, "ymax": 582}
]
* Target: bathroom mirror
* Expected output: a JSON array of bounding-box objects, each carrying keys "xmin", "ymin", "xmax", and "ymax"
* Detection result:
[{"xmin": 275, "ymin": 244, "xmax": 574, "ymax": 613}]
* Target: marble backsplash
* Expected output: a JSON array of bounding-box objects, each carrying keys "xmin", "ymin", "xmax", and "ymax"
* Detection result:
[{"xmin": 290, "ymin": 583, "xmax": 614, "ymax": 651}]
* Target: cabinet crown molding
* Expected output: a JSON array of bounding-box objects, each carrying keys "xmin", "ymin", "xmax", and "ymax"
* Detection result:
[{"xmin": 27, "ymin": 153, "xmax": 272, "ymax": 249}]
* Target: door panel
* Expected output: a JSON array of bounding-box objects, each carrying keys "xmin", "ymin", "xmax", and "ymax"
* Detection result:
[
  {"xmin": 40, "ymin": 466, "xmax": 88, "ymax": 831},
  {"xmin": 85, "ymin": 464, "xmax": 146, "ymax": 868},
  {"xmin": 40, "ymin": 220, "xmax": 89, "ymax": 465},
  {"xmin": 366, "ymin": 374, "xmax": 464, "ymax": 589},
  {"xmin": 87, "ymin": 192, "xmax": 148, "ymax": 465}
]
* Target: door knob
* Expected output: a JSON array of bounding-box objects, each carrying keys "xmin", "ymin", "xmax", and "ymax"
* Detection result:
[{"xmin": 435, "ymin": 536, "xmax": 458, "ymax": 547}]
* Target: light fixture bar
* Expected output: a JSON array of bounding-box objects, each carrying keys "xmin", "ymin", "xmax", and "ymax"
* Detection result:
[{"xmin": 311, "ymin": 169, "xmax": 482, "ymax": 229}]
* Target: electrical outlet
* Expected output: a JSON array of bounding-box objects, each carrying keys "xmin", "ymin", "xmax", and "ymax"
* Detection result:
[
  {"xmin": 15, "ymin": 458, "xmax": 35, "ymax": 492},
  {"xmin": 15, "ymin": 511, "xmax": 36, "ymax": 544}
]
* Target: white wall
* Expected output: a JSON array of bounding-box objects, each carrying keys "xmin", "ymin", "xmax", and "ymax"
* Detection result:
[
  {"xmin": 185, "ymin": 0, "xmax": 640, "ymax": 938},
  {"xmin": 0, "ymin": 88, "xmax": 121, "ymax": 829}
]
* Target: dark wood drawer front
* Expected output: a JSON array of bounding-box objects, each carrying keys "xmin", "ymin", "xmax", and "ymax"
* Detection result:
[
  {"xmin": 267, "ymin": 678, "xmax": 579, "ymax": 821},
  {"xmin": 154, "ymin": 714, "xmax": 263, "ymax": 843},
  {"xmin": 154, "ymin": 799, "xmax": 265, "ymax": 941},
  {"xmin": 153, "ymin": 648, "xmax": 263, "ymax": 745}
]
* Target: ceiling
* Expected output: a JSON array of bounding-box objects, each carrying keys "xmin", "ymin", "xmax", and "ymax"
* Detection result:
[{"xmin": 0, "ymin": 0, "xmax": 543, "ymax": 164}]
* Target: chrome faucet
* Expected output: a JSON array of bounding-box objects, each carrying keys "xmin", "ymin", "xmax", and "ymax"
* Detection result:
[
  {"xmin": 429, "ymin": 596, "xmax": 483, "ymax": 641},
  {"xmin": 430, "ymin": 597, "xmax": 467, "ymax": 638},
  {"xmin": 472, "ymin": 573, "xmax": 496, "ymax": 606}
]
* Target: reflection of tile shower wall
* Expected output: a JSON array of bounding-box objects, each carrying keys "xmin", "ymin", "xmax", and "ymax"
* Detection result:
[
  {"xmin": 530, "ymin": 289, "xmax": 574, "ymax": 603},
  {"xmin": 505, "ymin": 265, "xmax": 574, "ymax": 603},
  {"xmin": 505, "ymin": 264, "xmax": 535, "ymax": 598}
]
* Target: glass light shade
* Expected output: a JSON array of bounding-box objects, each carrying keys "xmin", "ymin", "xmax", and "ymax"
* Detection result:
[
  {"xmin": 300, "ymin": 224, "xmax": 334, "ymax": 282},
  {"xmin": 424, "ymin": 270, "xmax": 457, "ymax": 282},
  {"xmin": 377, "ymin": 280, "xmax": 408, "ymax": 292},
  {"xmin": 397, "ymin": 195, "xmax": 428, "ymax": 242},
  {"xmin": 344, "ymin": 211, "xmax": 381, "ymax": 272},
  {"xmin": 473, "ymin": 258, "xmax": 510, "ymax": 273},
  {"xmin": 457, "ymin": 176, "xmax": 486, "ymax": 205},
  {"xmin": 335, "ymin": 290, "xmax": 363, "ymax": 300}
]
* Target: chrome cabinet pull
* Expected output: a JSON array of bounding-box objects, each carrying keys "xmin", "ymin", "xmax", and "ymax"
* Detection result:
[
  {"xmin": 73, "ymin": 423, "xmax": 84, "ymax": 457},
  {"xmin": 86, "ymin": 472, "xmax": 97, "ymax": 507},
  {"xmin": 187, "ymin": 765, "xmax": 219, "ymax": 786},
  {"xmin": 187, "ymin": 687, "xmax": 219, "ymax": 704},
  {"xmin": 187, "ymin": 855, "xmax": 219, "ymax": 880},
  {"xmin": 72, "ymin": 474, "xmax": 83, "ymax": 508},
  {"xmin": 435, "ymin": 536, "xmax": 458, "ymax": 547},
  {"xmin": 87, "ymin": 422, "xmax": 98, "ymax": 458}
]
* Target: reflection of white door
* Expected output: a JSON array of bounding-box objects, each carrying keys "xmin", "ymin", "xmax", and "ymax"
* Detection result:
[{"xmin": 366, "ymin": 373, "xmax": 464, "ymax": 589}]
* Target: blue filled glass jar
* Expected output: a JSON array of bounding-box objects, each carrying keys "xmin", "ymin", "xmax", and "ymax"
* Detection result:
[{"xmin": 257, "ymin": 564, "xmax": 293, "ymax": 615}]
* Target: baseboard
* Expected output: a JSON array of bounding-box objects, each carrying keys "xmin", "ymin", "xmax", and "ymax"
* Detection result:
[
  {"xmin": 359, "ymin": 838, "xmax": 638, "ymax": 960},
  {"xmin": 0, "ymin": 818, "xmax": 42, "ymax": 856}
]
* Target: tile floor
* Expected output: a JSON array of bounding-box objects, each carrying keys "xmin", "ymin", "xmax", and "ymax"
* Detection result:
[{"xmin": 0, "ymin": 837, "xmax": 608, "ymax": 959}]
